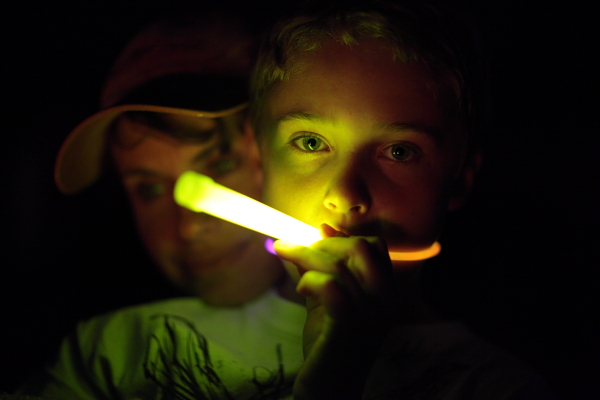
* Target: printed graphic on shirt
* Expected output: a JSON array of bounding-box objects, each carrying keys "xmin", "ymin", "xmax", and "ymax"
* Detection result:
[{"xmin": 144, "ymin": 314, "xmax": 292, "ymax": 400}]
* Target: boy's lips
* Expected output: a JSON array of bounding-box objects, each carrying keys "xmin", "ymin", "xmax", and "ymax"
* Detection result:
[
  {"xmin": 324, "ymin": 219, "xmax": 412, "ymax": 249},
  {"xmin": 325, "ymin": 219, "xmax": 387, "ymax": 238}
]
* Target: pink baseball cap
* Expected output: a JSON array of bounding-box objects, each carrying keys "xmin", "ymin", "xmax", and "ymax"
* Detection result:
[{"xmin": 55, "ymin": 13, "xmax": 255, "ymax": 194}]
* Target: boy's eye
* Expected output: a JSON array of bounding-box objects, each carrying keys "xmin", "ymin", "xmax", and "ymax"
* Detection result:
[
  {"xmin": 302, "ymin": 137, "xmax": 322, "ymax": 151},
  {"xmin": 290, "ymin": 134, "xmax": 328, "ymax": 152},
  {"xmin": 134, "ymin": 182, "xmax": 166, "ymax": 202},
  {"xmin": 206, "ymin": 157, "xmax": 238, "ymax": 177},
  {"xmin": 381, "ymin": 143, "xmax": 421, "ymax": 162}
]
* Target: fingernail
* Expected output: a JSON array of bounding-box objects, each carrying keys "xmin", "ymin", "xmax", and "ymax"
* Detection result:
[{"xmin": 273, "ymin": 239, "xmax": 294, "ymax": 252}]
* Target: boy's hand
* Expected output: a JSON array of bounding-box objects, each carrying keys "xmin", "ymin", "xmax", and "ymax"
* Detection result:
[{"xmin": 273, "ymin": 226, "xmax": 399, "ymax": 400}]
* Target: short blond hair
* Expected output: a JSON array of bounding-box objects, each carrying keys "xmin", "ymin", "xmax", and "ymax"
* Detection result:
[{"xmin": 249, "ymin": 0, "xmax": 484, "ymax": 151}]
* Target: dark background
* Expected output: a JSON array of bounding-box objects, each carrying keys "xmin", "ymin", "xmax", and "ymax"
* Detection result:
[{"xmin": 2, "ymin": 0, "xmax": 598, "ymax": 398}]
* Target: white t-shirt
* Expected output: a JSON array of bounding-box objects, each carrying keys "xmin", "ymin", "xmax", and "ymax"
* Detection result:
[
  {"xmin": 22, "ymin": 293, "xmax": 553, "ymax": 399},
  {"xmin": 27, "ymin": 289, "xmax": 306, "ymax": 400}
]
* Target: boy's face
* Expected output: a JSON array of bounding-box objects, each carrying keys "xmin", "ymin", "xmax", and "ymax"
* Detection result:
[
  {"xmin": 259, "ymin": 39, "xmax": 471, "ymax": 257},
  {"xmin": 111, "ymin": 112, "xmax": 284, "ymax": 305}
]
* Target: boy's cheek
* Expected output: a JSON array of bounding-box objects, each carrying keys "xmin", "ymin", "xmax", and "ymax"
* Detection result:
[
  {"xmin": 265, "ymin": 179, "xmax": 319, "ymax": 228},
  {"xmin": 262, "ymin": 158, "xmax": 307, "ymax": 209}
]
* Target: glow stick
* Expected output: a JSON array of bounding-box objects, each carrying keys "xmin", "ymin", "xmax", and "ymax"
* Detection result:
[{"xmin": 174, "ymin": 171, "xmax": 440, "ymax": 261}]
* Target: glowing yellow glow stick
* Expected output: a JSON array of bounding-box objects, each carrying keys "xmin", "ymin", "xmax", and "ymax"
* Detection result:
[{"xmin": 174, "ymin": 171, "xmax": 440, "ymax": 261}]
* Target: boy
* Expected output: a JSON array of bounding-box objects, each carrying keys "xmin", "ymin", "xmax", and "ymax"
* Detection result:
[
  {"xmin": 20, "ymin": 12, "xmax": 305, "ymax": 400},
  {"xmin": 249, "ymin": 1, "xmax": 553, "ymax": 398}
]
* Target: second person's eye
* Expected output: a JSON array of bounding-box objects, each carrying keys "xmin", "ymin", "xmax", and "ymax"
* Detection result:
[
  {"xmin": 381, "ymin": 143, "xmax": 421, "ymax": 163},
  {"xmin": 209, "ymin": 158, "xmax": 238, "ymax": 176},
  {"xmin": 135, "ymin": 182, "xmax": 165, "ymax": 202}
]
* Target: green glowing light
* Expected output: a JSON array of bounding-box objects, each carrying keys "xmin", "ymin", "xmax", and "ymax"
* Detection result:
[
  {"xmin": 175, "ymin": 171, "xmax": 321, "ymax": 246},
  {"xmin": 174, "ymin": 171, "xmax": 440, "ymax": 261}
]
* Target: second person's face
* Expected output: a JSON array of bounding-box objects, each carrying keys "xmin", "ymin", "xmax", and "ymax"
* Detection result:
[{"xmin": 111, "ymin": 112, "xmax": 284, "ymax": 305}]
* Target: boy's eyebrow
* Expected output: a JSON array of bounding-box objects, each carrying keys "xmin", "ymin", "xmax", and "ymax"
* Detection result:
[
  {"xmin": 277, "ymin": 112, "xmax": 443, "ymax": 143},
  {"xmin": 121, "ymin": 142, "xmax": 222, "ymax": 179},
  {"xmin": 383, "ymin": 122, "xmax": 443, "ymax": 143},
  {"xmin": 191, "ymin": 141, "xmax": 222, "ymax": 164},
  {"xmin": 121, "ymin": 168, "xmax": 162, "ymax": 179},
  {"xmin": 277, "ymin": 111, "xmax": 333, "ymax": 125}
]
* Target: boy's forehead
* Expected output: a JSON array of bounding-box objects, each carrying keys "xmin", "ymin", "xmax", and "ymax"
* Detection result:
[
  {"xmin": 112, "ymin": 117, "xmax": 221, "ymax": 159},
  {"xmin": 264, "ymin": 39, "xmax": 456, "ymax": 135},
  {"xmin": 160, "ymin": 113, "xmax": 219, "ymax": 132},
  {"xmin": 110, "ymin": 115, "xmax": 242, "ymax": 175},
  {"xmin": 114, "ymin": 111, "xmax": 247, "ymax": 147}
]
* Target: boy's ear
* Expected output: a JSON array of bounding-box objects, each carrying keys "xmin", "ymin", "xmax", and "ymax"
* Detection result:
[
  {"xmin": 447, "ymin": 150, "xmax": 482, "ymax": 211},
  {"xmin": 243, "ymin": 119, "xmax": 261, "ymax": 161},
  {"xmin": 242, "ymin": 118, "xmax": 264, "ymax": 183},
  {"xmin": 243, "ymin": 118, "xmax": 257, "ymax": 143}
]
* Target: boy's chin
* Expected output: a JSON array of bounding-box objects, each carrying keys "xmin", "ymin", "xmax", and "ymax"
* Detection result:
[
  {"xmin": 391, "ymin": 259, "xmax": 427, "ymax": 270},
  {"xmin": 385, "ymin": 234, "xmax": 440, "ymax": 252}
]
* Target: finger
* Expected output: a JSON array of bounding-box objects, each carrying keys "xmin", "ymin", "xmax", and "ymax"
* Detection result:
[
  {"xmin": 274, "ymin": 237, "xmax": 396, "ymax": 317},
  {"xmin": 309, "ymin": 236, "xmax": 393, "ymax": 296},
  {"xmin": 273, "ymin": 239, "xmax": 340, "ymax": 275},
  {"xmin": 275, "ymin": 239, "xmax": 365, "ymax": 304},
  {"xmin": 297, "ymin": 270, "xmax": 355, "ymax": 321}
]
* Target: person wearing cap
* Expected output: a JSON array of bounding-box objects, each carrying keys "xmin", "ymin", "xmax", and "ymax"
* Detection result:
[{"xmin": 19, "ymin": 12, "xmax": 304, "ymax": 400}]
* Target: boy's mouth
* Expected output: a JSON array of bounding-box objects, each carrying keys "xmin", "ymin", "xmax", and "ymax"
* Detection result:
[{"xmin": 327, "ymin": 219, "xmax": 405, "ymax": 242}]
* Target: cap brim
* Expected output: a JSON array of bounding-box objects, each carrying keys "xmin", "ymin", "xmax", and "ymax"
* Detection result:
[{"xmin": 55, "ymin": 102, "xmax": 248, "ymax": 194}]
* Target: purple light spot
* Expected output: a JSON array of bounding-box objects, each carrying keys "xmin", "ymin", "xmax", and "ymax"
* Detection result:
[{"xmin": 264, "ymin": 238, "xmax": 276, "ymax": 255}]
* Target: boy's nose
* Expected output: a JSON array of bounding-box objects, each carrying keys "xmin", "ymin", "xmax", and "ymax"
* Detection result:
[
  {"xmin": 177, "ymin": 207, "xmax": 212, "ymax": 241},
  {"xmin": 323, "ymin": 163, "xmax": 371, "ymax": 215}
]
